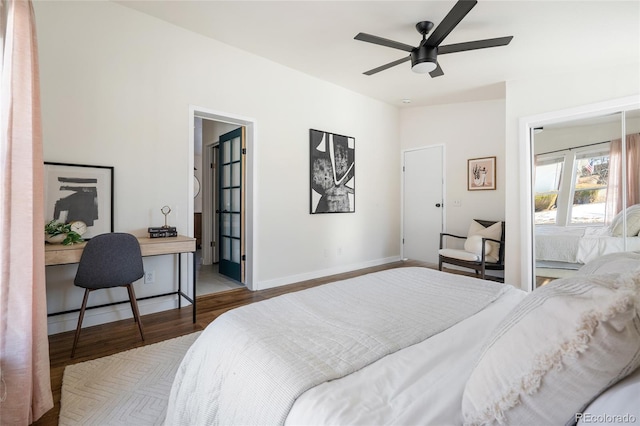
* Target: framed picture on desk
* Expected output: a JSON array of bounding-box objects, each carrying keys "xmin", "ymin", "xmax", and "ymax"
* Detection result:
[{"xmin": 44, "ymin": 162, "xmax": 114, "ymax": 239}]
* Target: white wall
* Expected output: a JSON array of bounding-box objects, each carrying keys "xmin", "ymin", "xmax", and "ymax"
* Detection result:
[
  {"xmin": 36, "ymin": 1, "xmax": 401, "ymax": 333},
  {"xmin": 400, "ymin": 99, "xmax": 506, "ymax": 237},
  {"xmin": 505, "ymin": 63, "xmax": 640, "ymax": 289},
  {"xmin": 194, "ymin": 154, "xmax": 202, "ymax": 212},
  {"xmin": 202, "ymin": 120, "xmax": 238, "ymax": 147},
  {"xmin": 193, "ymin": 117, "xmax": 203, "ymax": 214}
]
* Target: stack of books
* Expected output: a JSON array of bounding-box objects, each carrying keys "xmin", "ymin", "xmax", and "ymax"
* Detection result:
[{"xmin": 148, "ymin": 226, "xmax": 178, "ymax": 238}]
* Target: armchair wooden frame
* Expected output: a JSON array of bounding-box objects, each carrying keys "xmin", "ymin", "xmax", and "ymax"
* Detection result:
[{"xmin": 438, "ymin": 219, "xmax": 505, "ymax": 282}]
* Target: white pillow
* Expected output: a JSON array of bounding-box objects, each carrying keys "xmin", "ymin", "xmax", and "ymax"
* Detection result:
[
  {"xmin": 577, "ymin": 252, "xmax": 640, "ymax": 276},
  {"xmin": 611, "ymin": 204, "xmax": 640, "ymax": 237},
  {"xmin": 464, "ymin": 235, "xmax": 493, "ymax": 256},
  {"xmin": 462, "ymin": 272, "xmax": 640, "ymax": 426},
  {"xmin": 467, "ymin": 221, "xmax": 502, "ymax": 256}
]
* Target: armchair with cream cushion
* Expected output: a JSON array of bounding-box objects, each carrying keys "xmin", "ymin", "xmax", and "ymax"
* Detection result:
[{"xmin": 438, "ymin": 219, "xmax": 505, "ymax": 282}]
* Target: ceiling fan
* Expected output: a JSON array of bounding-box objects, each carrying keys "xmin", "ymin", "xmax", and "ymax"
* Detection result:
[{"xmin": 354, "ymin": 0, "xmax": 513, "ymax": 78}]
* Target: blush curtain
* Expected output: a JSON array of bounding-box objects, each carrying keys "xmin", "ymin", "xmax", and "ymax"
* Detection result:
[
  {"xmin": 605, "ymin": 133, "xmax": 640, "ymax": 222},
  {"xmin": 0, "ymin": 0, "xmax": 54, "ymax": 423}
]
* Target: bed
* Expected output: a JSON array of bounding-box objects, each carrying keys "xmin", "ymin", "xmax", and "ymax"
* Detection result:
[
  {"xmin": 536, "ymin": 204, "xmax": 640, "ymax": 269},
  {"xmin": 535, "ymin": 225, "xmax": 640, "ymax": 268},
  {"xmin": 165, "ymin": 264, "xmax": 640, "ymax": 425}
]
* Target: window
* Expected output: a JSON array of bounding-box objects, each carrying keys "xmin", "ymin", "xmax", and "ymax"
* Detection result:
[
  {"xmin": 534, "ymin": 143, "xmax": 610, "ymax": 226},
  {"xmin": 569, "ymin": 150, "xmax": 609, "ymax": 224},
  {"xmin": 534, "ymin": 155, "xmax": 564, "ymax": 225}
]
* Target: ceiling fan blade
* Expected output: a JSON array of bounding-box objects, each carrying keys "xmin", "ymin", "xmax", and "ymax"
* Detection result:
[
  {"xmin": 438, "ymin": 36, "xmax": 513, "ymax": 54},
  {"xmin": 355, "ymin": 33, "xmax": 415, "ymax": 53},
  {"xmin": 429, "ymin": 63, "xmax": 444, "ymax": 78},
  {"xmin": 426, "ymin": 0, "xmax": 477, "ymax": 47},
  {"xmin": 363, "ymin": 56, "xmax": 411, "ymax": 75}
]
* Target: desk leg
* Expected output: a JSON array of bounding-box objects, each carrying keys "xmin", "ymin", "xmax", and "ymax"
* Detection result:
[
  {"xmin": 176, "ymin": 252, "xmax": 196, "ymax": 324},
  {"xmin": 192, "ymin": 252, "xmax": 196, "ymax": 323},
  {"xmin": 178, "ymin": 254, "xmax": 182, "ymax": 309},
  {"xmin": 178, "ymin": 251, "xmax": 197, "ymax": 324}
]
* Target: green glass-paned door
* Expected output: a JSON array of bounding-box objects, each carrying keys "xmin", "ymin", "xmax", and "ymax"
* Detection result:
[{"xmin": 218, "ymin": 127, "xmax": 244, "ymax": 282}]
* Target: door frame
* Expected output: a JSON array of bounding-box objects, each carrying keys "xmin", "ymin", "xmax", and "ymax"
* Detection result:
[
  {"xmin": 189, "ymin": 105, "xmax": 256, "ymax": 289},
  {"xmin": 400, "ymin": 144, "xmax": 446, "ymax": 262}
]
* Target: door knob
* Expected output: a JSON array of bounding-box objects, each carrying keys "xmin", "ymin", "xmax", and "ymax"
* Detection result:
[{"xmin": 435, "ymin": 203, "xmax": 441, "ymax": 207}]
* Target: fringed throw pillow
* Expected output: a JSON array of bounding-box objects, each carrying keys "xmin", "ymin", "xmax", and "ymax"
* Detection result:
[{"xmin": 461, "ymin": 272, "xmax": 640, "ymax": 426}]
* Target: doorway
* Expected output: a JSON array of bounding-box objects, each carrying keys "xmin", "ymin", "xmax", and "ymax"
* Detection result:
[
  {"xmin": 217, "ymin": 127, "xmax": 245, "ymax": 282},
  {"xmin": 190, "ymin": 106, "xmax": 255, "ymax": 294},
  {"xmin": 402, "ymin": 145, "xmax": 444, "ymax": 264}
]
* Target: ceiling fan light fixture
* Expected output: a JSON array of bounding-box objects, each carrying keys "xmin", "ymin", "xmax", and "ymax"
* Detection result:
[
  {"xmin": 411, "ymin": 60, "xmax": 437, "ymax": 74},
  {"xmin": 410, "ymin": 46, "xmax": 437, "ymax": 74}
]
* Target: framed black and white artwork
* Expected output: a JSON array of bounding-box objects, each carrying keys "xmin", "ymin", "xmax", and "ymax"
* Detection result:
[
  {"xmin": 310, "ymin": 129, "xmax": 355, "ymax": 214},
  {"xmin": 44, "ymin": 162, "xmax": 114, "ymax": 238}
]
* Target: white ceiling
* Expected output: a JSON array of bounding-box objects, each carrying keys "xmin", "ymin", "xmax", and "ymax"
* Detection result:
[{"xmin": 115, "ymin": 1, "xmax": 640, "ymax": 108}]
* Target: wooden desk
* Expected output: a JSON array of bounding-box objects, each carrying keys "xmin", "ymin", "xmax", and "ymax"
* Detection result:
[{"xmin": 45, "ymin": 235, "xmax": 197, "ymax": 322}]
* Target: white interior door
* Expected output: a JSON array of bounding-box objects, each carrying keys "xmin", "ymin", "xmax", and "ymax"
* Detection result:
[{"xmin": 403, "ymin": 145, "xmax": 444, "ymax": 264}]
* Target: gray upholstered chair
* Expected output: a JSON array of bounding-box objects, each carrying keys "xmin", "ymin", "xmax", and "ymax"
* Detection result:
[{"xmin": 71, "ymin": 233, "xmax": 145, "ymax": 357}]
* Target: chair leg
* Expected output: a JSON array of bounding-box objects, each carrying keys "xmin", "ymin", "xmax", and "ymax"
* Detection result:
[
  {"xmin": 126, "ymin": 284, "xmax": 145, "ymax": 341},
  {"xmin": 71, "ymin": 289, "xmax": 91, "ymax": 358}
]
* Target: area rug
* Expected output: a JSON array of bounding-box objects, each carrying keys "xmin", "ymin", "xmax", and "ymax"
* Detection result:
[{"xmin": 59, "ymin": 332, "xmax": 201, "ymax": 426}]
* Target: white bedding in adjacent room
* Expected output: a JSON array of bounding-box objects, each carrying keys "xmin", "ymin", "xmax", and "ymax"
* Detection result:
[
  {"xmin": 535, "ymin": 225, "xmax": 585, "ymax": 263},
  {"xmin": 535, "ymin": 225, "xmax": 640, "ymax": 265}
]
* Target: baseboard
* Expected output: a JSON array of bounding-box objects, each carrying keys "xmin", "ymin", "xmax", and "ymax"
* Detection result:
[
  {"xmin": 47, "ymin": 296, "xmax": 182, "ymax": 335},
  {"xmin": 254, "ymin": 256, "xmax": 402, "ymax": 291}
]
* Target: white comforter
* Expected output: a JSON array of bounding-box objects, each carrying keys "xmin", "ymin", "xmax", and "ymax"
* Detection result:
[
  {"xmin": 287, "ymin": 289, "xmax": 526, "ymax": 425},
  {"xmin": 536, "ymin": 225, "xmax": 640, "ymax": 265},
  {"xmin": 165, "ymin": 267, "xmax": 515, "ymax": 425}
]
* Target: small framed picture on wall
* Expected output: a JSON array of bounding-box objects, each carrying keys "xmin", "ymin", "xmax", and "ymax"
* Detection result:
[{"xmin": 467, "ymin": 156, "xmax": 496, "ymax": 191}]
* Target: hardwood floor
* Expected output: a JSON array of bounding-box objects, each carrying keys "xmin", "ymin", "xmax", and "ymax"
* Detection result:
[{"xmin": 34, "ymin": 259, "xmax": 433, "ymax": 426}]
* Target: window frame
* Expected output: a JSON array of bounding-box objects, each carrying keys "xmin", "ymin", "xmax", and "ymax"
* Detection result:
[
  {"xmin": 566, "ymin": 144, "xmax": 610, "ymax": 226},
  {"xmin": 533, "ymin": 152, "xmax": 566, "ymax": 225},
  {"xmin": 534, "ymin": 142, "xmax": 611, "ymax": 227}
]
